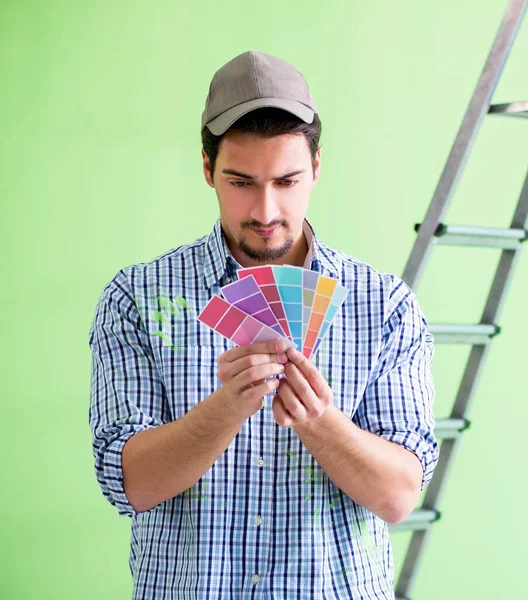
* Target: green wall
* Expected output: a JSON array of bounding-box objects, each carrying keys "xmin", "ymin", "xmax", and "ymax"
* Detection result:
[{"xmin": 2, "ymin": 0, "xmax": 527, "ymax": 597}]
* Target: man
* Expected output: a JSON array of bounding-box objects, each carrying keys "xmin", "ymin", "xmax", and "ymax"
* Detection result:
[{"xmin": 88, "ymin": 50, "xmax": 439, "ymax": 599}]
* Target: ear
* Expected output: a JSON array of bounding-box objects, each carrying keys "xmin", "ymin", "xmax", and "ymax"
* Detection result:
[
  {"xmin": 313, "ymin": 146, "xmax": 322, "ymax": 185},
  {"xmin": 202, "ymin": 149, "xmax": 215, "ymax": 188}
]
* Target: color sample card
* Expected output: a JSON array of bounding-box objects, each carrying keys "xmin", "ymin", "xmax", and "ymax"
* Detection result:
[
  {"xmin": 220, "ymin": 275, "xmax": 288, "ymax": 338},
  {"xmin": 236, "ymin": 266, "xmax": 293, "ymax": 342},
  {"xmin": 197, "ymin": 294, "xmax": 296, "ymax": 349},
  {"xmin": 272, "ymin": 265, "xmax": 304, "ymax": 350},
  {"xmin": 301, "ymin": 269, "xmax": 320, "ymax": 346},
  {"xmin": 307, "ymin": 284, "xmax": 349, "ymax": 359},
  {"xmin": 302, "ymin": 274, "xmax": 339, "ymax": 358}
]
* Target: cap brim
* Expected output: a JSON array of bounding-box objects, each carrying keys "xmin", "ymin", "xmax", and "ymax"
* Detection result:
[{"xmin": 205, "ymin": 97, "xmax": 315, "ymax": 135}]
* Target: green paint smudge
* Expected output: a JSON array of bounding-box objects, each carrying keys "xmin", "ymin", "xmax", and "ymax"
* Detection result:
[
  {"xmin": 152, "ymin": 330, "xmax": 172, "ymax": 344},
  {"xmin": 151, "ymin": 310, "xmax": 169, "ymax": 324},
  {"xmin": 354, "ymin": 515, "xmax": 384, "ymax": 567},
  {"xmin": 286, "ymin": 450, "xmax": 298, "ymax": 462},
  {"xmin": 304, "ymin": 465, "xmax": 323, "ymax": 484},
  {"xmin": 338, "ymin": 566, "xmax": 352, "ymax": 578},
  {"xmin": 173, "ymin": 295, "xmax": 189, "ymax": 309}
]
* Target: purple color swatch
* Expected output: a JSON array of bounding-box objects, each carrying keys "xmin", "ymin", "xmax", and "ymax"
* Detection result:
[{"xmin": 220, "ymin": 275, "xmax": 288, "ymax": 338}]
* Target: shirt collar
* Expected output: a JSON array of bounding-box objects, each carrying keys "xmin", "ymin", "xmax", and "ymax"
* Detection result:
[{"xmin": 202, "ymin": 217, "xmax": 341, "ymax": 290}]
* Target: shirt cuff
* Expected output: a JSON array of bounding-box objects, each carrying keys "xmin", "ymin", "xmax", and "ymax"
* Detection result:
[
  {"xmin": 95, "ymin": 426, "xmax": 161, "ymax": 518},
  {"xmin": 377, "ymin": 429, "xmax": 439, "ymax": 491}
]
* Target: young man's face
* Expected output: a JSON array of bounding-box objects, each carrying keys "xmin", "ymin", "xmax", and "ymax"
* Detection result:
[{"xmin": 202, "ymin": 130, "xmax": 321, "ymax": 267}]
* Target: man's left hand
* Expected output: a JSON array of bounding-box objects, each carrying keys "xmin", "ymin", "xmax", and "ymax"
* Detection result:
[{"xmin": 272, "ymin": 347, "xmax": 333, "ymax": 427}]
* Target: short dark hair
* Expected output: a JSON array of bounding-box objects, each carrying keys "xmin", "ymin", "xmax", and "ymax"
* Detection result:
[{"xmin": 201, "ymin": 107, "xmax": 322, "ymax": 184}]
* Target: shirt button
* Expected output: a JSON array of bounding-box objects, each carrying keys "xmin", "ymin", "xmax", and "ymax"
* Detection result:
[
  {"xmin": 257, "ymin": 458, "xmax": 265, "ymax": 467},
  {"xmin": 254, "ymin": 516, "xmax": 263, "ymax": 526},
  {"xmin": 251, "ymin": 574, "xmax": 260, "ymax": 584}
]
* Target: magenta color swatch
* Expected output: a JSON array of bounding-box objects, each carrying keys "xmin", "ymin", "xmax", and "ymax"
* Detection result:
[
  {"xmin": 197, "ymin": 294, "xmax": 229, "ymax": 328},
  {"xmin": 238, "ymin": 266, "xmax": 275, "ymax": 285},
  {"xmin": 261, "ymin": 285, "xmax": 281, "ymax": 303},
  {"xmin": 215, "ymin": 306, "xmax": 246, "ymax": 338}
]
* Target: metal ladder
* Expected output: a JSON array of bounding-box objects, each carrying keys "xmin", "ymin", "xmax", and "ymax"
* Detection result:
[{"xmin": 386, "ymin": 1, "xmax": 528, "ymax": 598}]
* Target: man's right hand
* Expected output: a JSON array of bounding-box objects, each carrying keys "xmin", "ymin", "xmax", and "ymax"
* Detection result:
[{"xmin": 215, "ymin": 340, "xmax": 289, "ymax": 420}]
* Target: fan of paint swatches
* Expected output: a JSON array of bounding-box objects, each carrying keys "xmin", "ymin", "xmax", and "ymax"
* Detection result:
[
  {"xmin": 219, "ymin": 275, "xmax": 289, "ymax": 339},
  {"xmin": 237, "ymin": 265, "xmax": 349, "ymax": 359},
  {"xmin": 197, "ymin": 294, "xmax": 296, "ymax": 349}
]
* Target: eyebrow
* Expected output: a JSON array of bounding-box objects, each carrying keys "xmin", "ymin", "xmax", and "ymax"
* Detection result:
[{"xmin": 222, "ymin": 168, "xmax": 305, "ymax": 181}]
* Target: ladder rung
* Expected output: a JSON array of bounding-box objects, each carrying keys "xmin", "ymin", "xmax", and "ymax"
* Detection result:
[
  {"xmin": 428, "ymin": 323, "xmax": 500, "ymax": 344},
  {"xmin": 388, "ymin": 509, "xmax": 440, "ymax": 533},
  {"xmin": 435, "ymin": 418, "xmax": 470, "ymax": 439},
  {"xmin": 414, "ymin": 222, "xmax": 527, "ymax": 249},
  {"xmin": 488, "ymin": 100, "xmax": 528, "ymax": 118}
]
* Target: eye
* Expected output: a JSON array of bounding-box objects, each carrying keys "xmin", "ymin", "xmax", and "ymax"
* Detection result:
[
  {"xmin": 228, "ymin": 180, "xmax": 298, "ymax": 188},
  {"xmin": 229, "ymin": 181, "xmax": 250, "ymax": 187}
]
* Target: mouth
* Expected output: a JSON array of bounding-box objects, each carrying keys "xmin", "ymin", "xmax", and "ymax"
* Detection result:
[{"xmin": 250, "ymin": 226, "xmax": 280, "ymax": 238}]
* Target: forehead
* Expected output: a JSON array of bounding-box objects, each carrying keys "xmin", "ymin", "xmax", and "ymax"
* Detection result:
[{"xmin": 218, "ymin": 131, "xmax": 310, "ymax": 162}]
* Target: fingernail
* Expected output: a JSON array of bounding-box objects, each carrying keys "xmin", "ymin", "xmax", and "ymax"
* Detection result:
[
  {"xmin": 277, "ymin": 340, "xmax": 285, "ymax": 352},
  {"xmin": 278, "ymin": 352, "xmax": 288, "ymax": 363}
]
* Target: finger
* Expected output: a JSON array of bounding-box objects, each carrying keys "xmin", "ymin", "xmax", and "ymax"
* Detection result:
[
  {"xmin": 283, "ymin": 362, "xmax": 321, "ymax": 416},
  {"xmin": 285, "ymin": 348, "xmax": 329, "ymax": 398},
  {"xmin": 224, "ymin": 339, "xmax": 287, "ymax": 364},
  {"xmin": 229, "ymin": 348, "xmax": 288, "ymax": 379},
  {"xmin": 272, "ymin": 393, "xmax": 294, "ymax": 427},
  {"xmin": 235, "ymin": 362, "xmax": 285, "ymax": 391},
  {"xmin": 278, "ymin": 379, "xmax": 308, "ymax": 422},
  {"xmin": 242, "ymin": 376, "xmax": 280, "ymax": 401}
]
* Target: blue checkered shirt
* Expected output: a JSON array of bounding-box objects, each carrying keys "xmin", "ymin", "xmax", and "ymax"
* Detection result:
[{"xmin": 88, "ymin": 217, "xmax": 439, "ymax": 599}]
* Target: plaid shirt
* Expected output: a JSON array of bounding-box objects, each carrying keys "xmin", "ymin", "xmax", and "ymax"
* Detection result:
[{"xmin": 88, "ymin": 217, "xmax": 439, "ymax": 599}]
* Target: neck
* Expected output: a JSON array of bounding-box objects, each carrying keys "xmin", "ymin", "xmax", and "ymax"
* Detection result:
[{"xmin": 274, "ymin": 232, "xmax": 308, "ymax": 267}]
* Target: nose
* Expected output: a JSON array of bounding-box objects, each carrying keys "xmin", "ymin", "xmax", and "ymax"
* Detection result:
[{"xmin": 249, "ymin": 187, "xmax": 281, "ymax": 225}]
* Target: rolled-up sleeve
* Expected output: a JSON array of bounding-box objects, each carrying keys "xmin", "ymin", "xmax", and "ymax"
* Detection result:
[
  {"xmin": 88, "ymin": 268, "xmax": 167, "ymax": 517},
  {"xmin": 352, "ymin": 275, "xmax": 440, "ymax": 491}
]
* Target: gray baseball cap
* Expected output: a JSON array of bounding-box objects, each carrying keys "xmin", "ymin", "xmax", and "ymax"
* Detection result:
[{"xmin": 201, "ymin": 50, "xmax": 318, "ymax": 136}]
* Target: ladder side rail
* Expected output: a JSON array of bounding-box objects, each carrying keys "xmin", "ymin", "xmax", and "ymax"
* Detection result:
[
  {"xmin": 402, "ymin": 0, "xmax": 528, "ymax": 290},
  {"xmin": 480, "ymin": 168, "xmax": 528, "ymax": 326}
]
